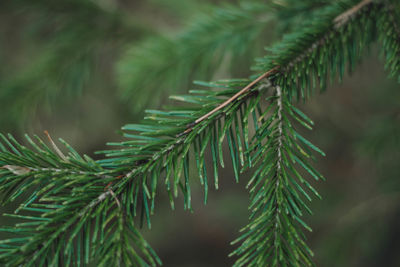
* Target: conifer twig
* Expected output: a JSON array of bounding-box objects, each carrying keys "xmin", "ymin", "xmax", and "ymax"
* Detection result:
[
  {"xmin": 190, "ymin": 66, "xmax": 280, "ymax": 129},
  {"xmin": 334, "ymin": 0, "xmax": 373, "ymax": 28}
]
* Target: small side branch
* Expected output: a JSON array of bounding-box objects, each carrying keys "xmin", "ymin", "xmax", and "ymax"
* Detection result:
[
  {"xmin": 334, "ymin": 0, "xmax": 373, "ymax": 28},
  {"xmin": 192, "ymin": 67, "xmax": 280, "ymax": 126}
]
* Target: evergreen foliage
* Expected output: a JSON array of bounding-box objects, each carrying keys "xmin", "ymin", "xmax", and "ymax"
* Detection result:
[
  {"xmin": 230, "ymin": 86, "xmax": 324, "ymax": 266},
  {"xmin": 0, "ymin": 0, "xmax": 149, "ymax": 126},
  {"xmin": 0, "ymin": 0, "xmax": 399, "ymax": 266},
  {"xmin": 117, "ymin": 2, "xmax": 274, "ymax": 112},
  {"xmin": 377, "ymin": 1, "xmax": 400, "ymax": 82}
]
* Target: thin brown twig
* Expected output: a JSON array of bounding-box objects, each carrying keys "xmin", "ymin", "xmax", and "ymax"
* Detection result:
[
  {"xmin": 180, "ymin": 66, "xmax": 280, "ymax": 136},
  {"xmin": 194, "ymin": 67, "xmax": 280, "ymax": 125},
  {"xmin": 334, "ymin": 0, "xmax": 373, "ymax": 28}
]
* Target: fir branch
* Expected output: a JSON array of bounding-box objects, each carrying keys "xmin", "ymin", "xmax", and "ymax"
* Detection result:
[
  {"xmin": 102, "ymin": 78, "xmax": 269, "ymax": 208},
  {"xmin": 190, "ymin": 0, "xmax": 379, "ymax": 128},
  {"xmin": 378, "ymin": 1, "xmax": 400, "ymax": 82},
  {"xmin": 333, "ymin": 0, "xmax": 373, "ymax": 28},
  {"xmin": 256, "ymin": 0, "xmax": 379, "ymax": 99},
  {"xmin": 0, "ymin": 0, "xmax": 395, "ymax": 266},
  {"xmin": 230, "ymin": 86, "xmax": 324, "ymax": 266},
  {"xmin": 0, "ymin": 134, "xmax": 159, "ymax": 266}
]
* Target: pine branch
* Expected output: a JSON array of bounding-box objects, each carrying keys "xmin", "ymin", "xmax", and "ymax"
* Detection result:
[
  {"xmin": 378, "ymin": 1, "xmax": 400, "ymax": 82},
  {"xmin": 189, "ymin": 0, "xmax": 379, "ymax": 129},
  {"xmin": 0, "ymin": 0, "xmax": 395, "ymax": 266},
  {"xmin": 101, "ymin": 78, "xmax": 270, "ymax": 208},
  {"xmin": 230, "ymin": 86, "xmax": 324, "ymax": 266},
  {"xmin": 0, "ymin": 134, "xmax": 160, "ymax": 266},
  {"xmin": 256, "ymin": 0, "xmax": 379, "ymax": 99}
]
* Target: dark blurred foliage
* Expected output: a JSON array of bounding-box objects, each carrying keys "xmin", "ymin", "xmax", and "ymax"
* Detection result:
[{"xmin": 1, "ymin": 1, "xmax": 399, "ymax": 266}]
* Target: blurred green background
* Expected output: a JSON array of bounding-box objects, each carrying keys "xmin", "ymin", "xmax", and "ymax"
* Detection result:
[{"xmin": 1, "ymin": 0, "xmax": 399, "ymax": 266}]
